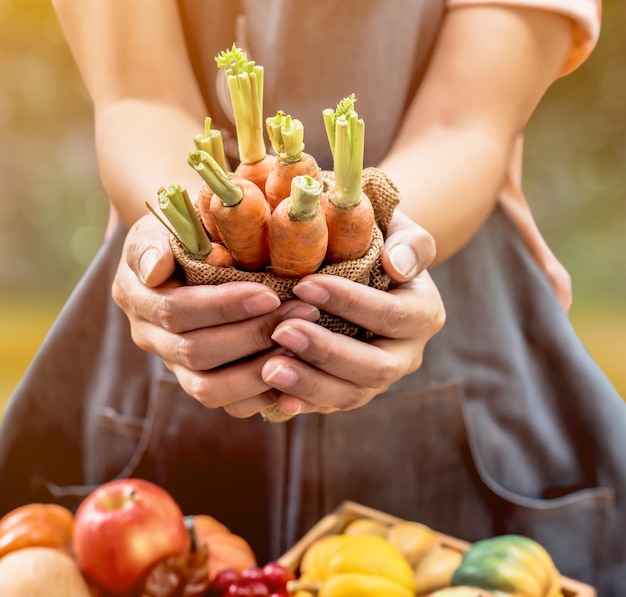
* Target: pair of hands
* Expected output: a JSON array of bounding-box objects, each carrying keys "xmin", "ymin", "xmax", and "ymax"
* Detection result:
[{"xmin": 112, "ymin": 210, "xmax": 445, "ymax": 418}]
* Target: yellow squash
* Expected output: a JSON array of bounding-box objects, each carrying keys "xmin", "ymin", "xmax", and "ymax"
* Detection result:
[{"xmin": 296, "ymin": 533, "xmax": 416, "ymax": 597}]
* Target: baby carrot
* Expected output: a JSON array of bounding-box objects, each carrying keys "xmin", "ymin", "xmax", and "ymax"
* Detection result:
[
  {"xmin": 147, "ymin": 183, "xmax": 235, "ymax": 268},
  {"xmin": 264, "ymin": 110, "xmax": 322, "ymax": 211},
  {"xmin": 188, "ymin": 149, "xmax": 271, "ymax": 271},
  {"xmin": 322, "ymin": 94, "xmax": 375, "ymax": 263},
  {"xmin": 215, "ymin": 44, "xmax": 276, "ymax": 193},
  {"xmin": 268, "ymin": 175, "xmax": 328, "ymax": 278}
]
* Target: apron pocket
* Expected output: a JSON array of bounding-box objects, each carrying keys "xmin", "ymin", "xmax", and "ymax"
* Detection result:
[
  {"xmin": 317, "ymin": 380, "xmax": 491, "ymax": 538},
  {"xmin": 464, "ymin": 403, "xmax": 615, "ymax": 589}
]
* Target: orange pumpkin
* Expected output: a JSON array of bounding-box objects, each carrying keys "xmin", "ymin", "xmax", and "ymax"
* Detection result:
[
  {"xmin": 0, "ymin": 503, "xmax": 74, "ymax": 558},
  {"xmin": 192, "ymin": 515, "xmax": 257, "ymax": 580}
]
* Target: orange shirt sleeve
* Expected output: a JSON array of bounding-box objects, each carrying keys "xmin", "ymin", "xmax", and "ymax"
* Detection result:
[{"xmin": 446, "ymin": 0, "xmax": 602, "ymax": 76}]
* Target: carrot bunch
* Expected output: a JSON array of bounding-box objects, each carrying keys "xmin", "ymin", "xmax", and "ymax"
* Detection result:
[{"xmin": 149, "ymin": 42, "xmax": 380, "ymax": 287}]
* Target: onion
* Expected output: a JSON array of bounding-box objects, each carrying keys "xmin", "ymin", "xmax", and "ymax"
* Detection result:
[{"xmin": 0, "ymin": 546, "xmax": 92, "ymax": 596}]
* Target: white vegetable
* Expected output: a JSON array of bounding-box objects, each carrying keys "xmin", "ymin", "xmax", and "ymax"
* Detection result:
[{"xmin": 0, "ymin": 546, "xmax": 92, "ymax": 596}]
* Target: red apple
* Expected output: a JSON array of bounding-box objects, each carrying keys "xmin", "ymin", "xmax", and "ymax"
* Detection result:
[{"xmin": 72, "ymin": 478, "xmax": 190, "ymax": 595}]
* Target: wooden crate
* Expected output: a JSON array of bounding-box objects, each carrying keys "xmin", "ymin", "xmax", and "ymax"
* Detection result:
[{"xmin": 277, "ymin": 501, "xmax": 597, "ymax": 597}]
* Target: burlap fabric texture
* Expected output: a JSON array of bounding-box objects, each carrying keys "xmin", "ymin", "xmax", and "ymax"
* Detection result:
[{"xmin": 170, "ymin": 166, "xmax": 400, "ymax": 421}]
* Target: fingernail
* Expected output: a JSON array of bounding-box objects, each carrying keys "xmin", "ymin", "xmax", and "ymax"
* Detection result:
[
  {"xmin": 263, "ymin": 362, "xmax": 298, "ymax": 387},
  {"xmin": 243, "ymin": 292, "xmax": 282, "ymax": 315},
  {"xmin": 283, "ymin": 303, "xmax": 320, "ymax": 322},
  {"xmin": 292, "ymin": 281, "xmax": 330, "ymax": 305},
  {"xmin": 139, "ymin": 248, "xmax": 161, "ymax": 284},
  {"xmin": 272, "ymin": 325, "xmax": 309, "ymax": 352},
  {"xmin": 388, "ymin": 244, "xmax": 418, "ymax": 278},
  {"xmin": 280, "ymin": 397, "xmax": 304, "ymax": 416}
]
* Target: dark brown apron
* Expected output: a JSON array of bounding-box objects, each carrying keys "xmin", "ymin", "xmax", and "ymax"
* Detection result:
[{"xmin": 1, "ymin": 206, "xmax": 624, "ymax": 595}]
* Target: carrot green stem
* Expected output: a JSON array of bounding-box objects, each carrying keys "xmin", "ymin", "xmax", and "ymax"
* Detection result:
[
  {"xmin": 288, "ymin": 175, "xmax": 323, "ymax": 221},
  {"xmin": 215, "ymin": 43, "xmax": 266, "ymax": 165},
  {"xmin": 188, "ymin": 149, "xmax": 244, "ymax": 207},
  {"xmin": 266, "ymin": 110, "xmax": 305, "ymax": 164},
  {"xmin": 193, "ymin": 116, "xmax": 229, "ymax": 173},
  {"xmin": 323, "ymin": 93, "xmax": 365, "ymax": 209},
  {"xmin": 147, "ymin": 183, "xmax": 213, "ymax": 259}
]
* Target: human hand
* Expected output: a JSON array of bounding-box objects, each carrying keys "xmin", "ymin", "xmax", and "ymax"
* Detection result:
[
  {"xmin": 112, "ymin": 214, "xmax": 320, "ymax": 416},
  {"xmin": 257, "ymin": 210, "xmax": 446, "ymax": 416}
]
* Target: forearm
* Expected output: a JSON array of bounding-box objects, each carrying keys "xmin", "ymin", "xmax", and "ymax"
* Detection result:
[
  {"xmin": 379, "ymin": 5, "xmax": 574, "ymax": 266},
  {"xmin": 95, "ymin": 100, "xmax": 208, "ymax": 228},
  {"xmin": 379, "ymin": 125, "xmax": 511, "ymax": 265}
]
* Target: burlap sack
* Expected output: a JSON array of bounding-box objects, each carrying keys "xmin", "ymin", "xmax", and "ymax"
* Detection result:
[{"xmin": 169, "ymin": 167, "xmax": 400, "ymax": 421}]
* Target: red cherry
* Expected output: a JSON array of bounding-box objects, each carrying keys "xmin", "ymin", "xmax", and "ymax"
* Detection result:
[
  {"xmin": 261, "ymin": 562, "xmax": 295, "ymax": 590},
  {"xmin": 246, "ymin": 580, "xmax": 270, "ymax": 596},
  {"xmin": 240, "ymin": 566, "xmax": 266, "ymax": 584},
  {"xmin": 227, "ymin": 584, "xmax": 254, "ymax": 596},
  {"xmin": 212, "ymin": 569, "xmax": 242, "ymax": 594},
  {"xmin": 268, "ymin": 592, "xmax": 289, "ymax": 597}
]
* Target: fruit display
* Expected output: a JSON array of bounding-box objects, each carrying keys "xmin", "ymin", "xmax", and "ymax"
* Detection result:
[
  {"xmin": 0, "ymin": 491, "xmax": 596, "ymax": 597},
  {"xmin": 0, "ymin": 478, "xmax": 258, "ymax": 597},
  {"xmin": 277, "ymin": 502, "xmax": 596, "ymax": 597}
]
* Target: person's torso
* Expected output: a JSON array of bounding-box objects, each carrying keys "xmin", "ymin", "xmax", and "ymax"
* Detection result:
[{"xmin": 177, "ymin": 0, "xmax": 445, "ymax": 168}]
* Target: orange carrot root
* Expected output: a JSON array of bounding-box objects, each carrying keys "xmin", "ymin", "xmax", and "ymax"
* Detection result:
[
  {"xmin": 269, "ymin": 175, "xmax": 328, "ymax": 278},
  {"xmin": 234, "ymin": 154, "xmax": 276, "ymax": 195},
  {"xmin": 204, "ymin": 242, "xmax": 236, "ymax": 268},
  {"xmin": 210, "ymin": 177, "xmax": 271, "ymax": 271},
  {"xmin": 264, "ymin": 152, "xmax": 323, "ymax": 212},
  {"xmin": 322, "ymin": 191, "xmax": 375, "ymax": 263},
  {"xmin": 196, "ymin": 183, "xmax": 222, "ymax": 243}
]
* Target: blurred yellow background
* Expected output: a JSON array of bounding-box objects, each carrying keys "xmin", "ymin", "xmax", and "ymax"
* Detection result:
[{"xmin": 0, "ymin": 1, "xmax": 624, "ymax": 414}]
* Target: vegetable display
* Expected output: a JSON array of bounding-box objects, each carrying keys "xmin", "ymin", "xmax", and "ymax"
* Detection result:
[
  {"xmin": 0, "ymin": 491, "xmax": 588, "ymax": 597},
  {"xmin": 145, "ymin": 42, "xmax": 401, "ymax": 354}
]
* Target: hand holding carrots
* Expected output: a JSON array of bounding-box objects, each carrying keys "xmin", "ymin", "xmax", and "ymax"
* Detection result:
[{"xmin": 113, "ymin": 208, "xmax": 444, "ymax": 418}]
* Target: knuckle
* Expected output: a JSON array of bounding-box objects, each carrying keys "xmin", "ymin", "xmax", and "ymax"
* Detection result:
[
  {"xmin": 377, "ymin": 300, "xmax": 411, "ymax": 337},
  {"xmin": 432, "ymin": 301, "xmax": 447, "ymax": 332},
  {"xmin": 154, "ymin": 294, "xmax": 184, "ymax": 333},
  {"xmin": 186, "ymin": 376, "xmax": 220, "ymax": 409},
  {"xmin": 128, "ymin": 324, "xmax": 151, "ymax": 353},
  {"xmin": 339, "ymin": 386, "xmax": 375, "ymax": 411},
  {"xmin": 368, "ymin": 353, "xmax": 399, "ymax": 388},
  {"xmin": 173, "ymin": 334, "xmax": 206, "ymax": 370}
]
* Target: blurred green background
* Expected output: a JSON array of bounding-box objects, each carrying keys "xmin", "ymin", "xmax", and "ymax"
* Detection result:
[{"xmin": 0, "ymin": 1, "xmax": 624, "ymax": 414}]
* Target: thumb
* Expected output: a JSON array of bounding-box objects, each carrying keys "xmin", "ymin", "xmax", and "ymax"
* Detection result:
[{"xmin": 126, "ymin": 215, "xmax": 176, "ymax": 288}]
